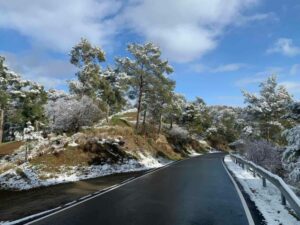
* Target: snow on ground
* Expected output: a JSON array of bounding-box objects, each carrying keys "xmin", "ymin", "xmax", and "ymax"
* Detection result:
[
  {"xmin": 224, "ymin": 155, "xmax": 300, "ymax": 225},
  {"xmin": 187, "ymin": 149, "xmax": 202, "ymax": 157},
  {"xmin": 208, "ymin": 149, "xmax": 222, "ymax": 153},
  {"xmin": 0, "ymin": 155, "xmax": 171, "ymax": 190}
]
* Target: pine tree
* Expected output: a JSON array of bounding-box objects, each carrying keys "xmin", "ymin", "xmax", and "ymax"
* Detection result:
[
  {"xmin": 0, "ymin": 56, "xmax": 47, "ymax": 142},
  {"xmin": 243, "ymin": 75, "xmax": 293, "ymax": 143},
  {"xmin": 69, "ymin": 39, "xmax": 126, "ymax": 122},
  {"xmin": 116, "ymin": 43, "xmax": 173, "ymax": 131},
  {"xmin": 146, "ymin": 74, "xmax": 175, "ymax": 134},
  {"xmin": 69, "ymin": 38, "xmax": 105, "ymax": 98}
]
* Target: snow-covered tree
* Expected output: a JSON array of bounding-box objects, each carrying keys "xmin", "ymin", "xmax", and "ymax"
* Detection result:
[
  {"xmin": 281, "ymin": 101, "xmax": 300, "ymax": 183},
  {"xmin": 166, "ymin": 93, "xmax": 186, "ymax": 129},
  {"xmin": 242, "ymin": 139, "xmax": 283, "ymax": 174},
  {"xmin": 146, "ymin": 74, "xmax": 175, "ymax": 134},
  {"xmin": 182, "ymin": 97, "xmax": 211, "ymax": 134},
  {"xmin": 243, "ymin": 75, "xmax": 293, "ymax": 143},
  {"xmin": 97, "ymin": 67, "xmax": 127, "ymax": 119},
  {"xmin": 69, "ymin": 38, "xmax": 105, "ymax": 98},
  {"xmin": 282, "ymin": 126, "xmax": 300, "ymax": 183},
  {"xmin": 0, "ymin": 56, "xmax": 47, "ymax": 142},
  {"xmin": 205, "ymin": 106, "xmax": 242, "ymax": 149},
  {"xmin": 45, "ymin": 95, "xmax": 102, "ymax": 133},
  {"xmin": 116, "ymin": 43, "xmax": 173, "ymax": 130},
  {"xmin": 69, "ymin": 39, "xmax": 126, "ymax": 121}
]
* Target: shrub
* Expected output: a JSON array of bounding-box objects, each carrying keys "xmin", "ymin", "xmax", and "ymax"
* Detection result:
[
  {"xmin": 240, "ymin": 139, "xmax": 284, "ymax": 174},
  {"xmin": 45, "ymin": 95, "xmax": 102, "ymax": 133},
  {"xmin": 16, "ymin": 168, "xmax": 28, "ymax": 179}
]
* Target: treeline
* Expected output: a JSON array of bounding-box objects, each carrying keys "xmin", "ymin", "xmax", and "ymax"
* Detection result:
[
  {"xmin": 1, "ymin": 39, "xmax": 300, "ymax": 186},
  {"xmin": 0, "ymin": 39, "xmax": 197, "ymax": 141}
]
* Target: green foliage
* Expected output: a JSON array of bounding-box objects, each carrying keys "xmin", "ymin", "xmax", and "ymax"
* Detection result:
[
  {"xmin": 0, "ymin": 56, "xmax": 48, "ymax": 139},
  {"xmin": 181, "ymin": 97, "xmax": 212, "ymax": 134},
  {"xmin": 69, "ymin": 39, "xmax": 126, "ymax": 116},
  {"xmin": 243, "ymin": 75, "xmax": 293, "ymax": 144},
  {"xmin": 116, "ymin": 43, "xmax": 174, "ymax": 130},
  {"xmin": 110, "ymin": 116, "xmax": 132, "ymax": 127}
]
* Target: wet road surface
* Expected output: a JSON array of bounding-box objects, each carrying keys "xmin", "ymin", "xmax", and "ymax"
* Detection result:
[{"xmin": 29, "ymin": 153, "xmax": 251, "ymax": 225}]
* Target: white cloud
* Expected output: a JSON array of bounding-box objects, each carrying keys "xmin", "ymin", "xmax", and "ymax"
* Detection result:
[
  {"xmin": 236, "ymin": 12, "xmax": 278, "ymax": 25},
  {"xmin": 0, "ymin": 0, "xmax": 273, "ymax": 89},
  {"xmin": 290, "ymin": 64, "xmax": 300, "ymax": 75},
  {"xmin": 0, "ymin": 0, "xmax": 121, "ymax": 52},
  {"xmin": 267, "ymin": 38, "xmax": 300, "ymax": 57},
  {"xmin": 190, "ymin": 64, "xmax": 207, "ymax": 73},
  {"xmin": 212, "ymin": 63, "xmax": 246, "ymax": 73},
  {"xmin": 119, "ymin": 0, "xmax": 261, "ymax": 62},
  {"xmin": 2, "ymin": 51, "xmax": 76, "ymax": 89},
  {"xmin": 279, "ymin": 81, "xmax": 300, "ymax": 93},
  {"xmin": 235, "ymin": 66, "xmax": 284, "ymax": 86},
  {"xmin": 0, "ymin": 0, "xmax": 269, "ymax": 63},
  {"xmin": 235, "ymin": 77, "xmax": 265, "ymax": 86},
  {"xmin": 191, "ymin": 63, "xmax": 246, "ymax": 73}
]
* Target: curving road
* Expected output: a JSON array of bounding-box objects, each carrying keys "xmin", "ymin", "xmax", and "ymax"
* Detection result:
[{"xmin": 28, "ymin": 153, "xmax": 253, "ymax": 225}]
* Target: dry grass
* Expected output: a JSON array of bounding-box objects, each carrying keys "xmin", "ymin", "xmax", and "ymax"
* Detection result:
[
  {"xmin": 121, "ymin": 112, "xmax": 137, "ymax": 121},
  {"xmin": 109, "ymin": 116, "xmax": 132, "ymax": 127},
  {"xmin": 31, "ymin": 124, "xmax": 183, "ymax": 172},
  {"xmin": 87, "ymin": 126, "xmax": 182, "ymax": 160},
  {"xmin": 0, "ymin": 163, "xmax": 15, "ymax": 174},
  {"xmin": 31, "ymin": 148, "xmax": 93, "ymax": 172},
  {"xmin": 0, "ymin": 141, "xmax": 24, "ymax": 156}
]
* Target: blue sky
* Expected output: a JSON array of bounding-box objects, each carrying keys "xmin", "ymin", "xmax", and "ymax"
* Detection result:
[{"xmin": 0, "ymin": 0, "xmax": 300, "ymax": 106}]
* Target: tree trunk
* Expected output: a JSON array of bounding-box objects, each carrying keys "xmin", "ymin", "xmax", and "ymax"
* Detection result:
[
  {"xmin": 169, "ymin": 114, "xmax": 173, "ymax": 129},
  {"xmin": 35, "ymin": 121, "xmax": 39, "ymax": 132},
  {"xmin": 106, "ymin": 103, "xmax": 110, "ymax": 123},
  {"xmin": 142, "ymin": 106, "xmax": 147, "ymax": 134},
  {"xmin": 25, "ymin": 143, "xmax": 28, "ymax": 162},
  {"xmin": 158, "ymin": 113, "xmax": 162, "ymax": 134},
  {"xmin": 135, "ymin": 75, "xmax": 144, "ymax": 131},
  {"xmin": 0, "ymin": 109, "xmax": 4, "ymax": 144}
]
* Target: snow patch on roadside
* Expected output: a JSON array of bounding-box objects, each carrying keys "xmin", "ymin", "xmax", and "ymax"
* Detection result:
[
  {"xmin": 187, "ymin": 149, "xmax": 201, "ymax": 157},
  {"xmin": 224, "ymin": 155, "xmax": 299, "ymax": 225},
  {"xmin": 0, "ymin": 155, "xmax": 170, "ymax": 190},
  {"xmin": 209, "ymin": 149, "xmax": 222, "ymax": 154}
]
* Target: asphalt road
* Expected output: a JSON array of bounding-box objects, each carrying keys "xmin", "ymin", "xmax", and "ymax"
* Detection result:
[{"xmin": 29, "ymin": 153, "xmax": 252, "ymax": 225}]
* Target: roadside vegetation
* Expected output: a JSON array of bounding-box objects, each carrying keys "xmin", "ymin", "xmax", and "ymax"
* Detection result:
[{"xmin": 0, "ymin": 39, "xmax": 300, "ymax": 191}]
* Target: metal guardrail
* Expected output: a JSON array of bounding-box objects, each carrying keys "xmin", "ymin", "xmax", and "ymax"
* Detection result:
[{"xmin": 230, "ymin": 153, "xmax": 300, "ymax": 218}]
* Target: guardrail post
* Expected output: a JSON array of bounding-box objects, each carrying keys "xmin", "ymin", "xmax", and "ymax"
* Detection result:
[
  {"xmin": 230, "ymin": 153, "xmax": 300, "ymax": 218},
  {"xmin": 262, "ymin": 177, "xmax": 266, "ymax": 187},
  {"xmin": 281, "ymin": 193, "xmax": 286, "ymax": 205}
]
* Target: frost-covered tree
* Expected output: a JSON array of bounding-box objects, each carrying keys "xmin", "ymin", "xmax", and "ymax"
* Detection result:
[
  {"xmin": 182, "ymin": 97, "xmax": 211, "ymax": 134},
  {"xmin": 146, "ymin": 75, "xmax": 175, "ymax": 134},
  {"xmin": 116, "ymin": 43, "xmax": 173, "ymax": 130},
  {"xmin": 69, "ymin": 39, "xmax": 126, "ymax": 121},
  {"xmin": 243, "ymin": 75, "xmax": 293, "ymax": 143},
  {"xmin": 69, "ymin": 38, "xmax": 105, "ymax": 98},
  {"xmin": 282, "ymin": 126, "xmax": 300, "ymax": 183},
  {"xmin": 166, "ymin": 93, "xmax": 186, "ymax": 129},
  {"xmin": 242, "ymin": 139, "xmax": 283, "ymax": 174},
  {"xmin": 282, "ymin": 101, "xmax": 300, "ymax": 183},
  {"xmin": 0, "ymin": 56, "xmax": 47, "ymax": 142},
  {"xmin": 98, "ymin": 67, "xmax": 127, "ymax": 119},
  {"xmin": 45, "ymin": 94, "xmax": 102, "ymax": 133},
  {"xmin": 205, "ymin": 106, "xmax": 241, "ymax": 149}
]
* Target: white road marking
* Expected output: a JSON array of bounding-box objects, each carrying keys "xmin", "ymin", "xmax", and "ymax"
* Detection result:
[{"xmin": 25, "ymin": 159, "xmax": 188, "ymax": 225}]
